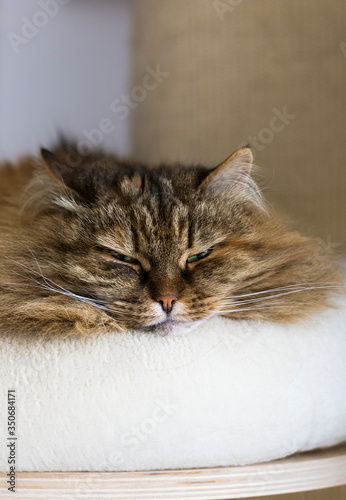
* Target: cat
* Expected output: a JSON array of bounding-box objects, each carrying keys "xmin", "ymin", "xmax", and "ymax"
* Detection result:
[{"xmin": 0, "ymin": 145, "xmax": 343, "ymax": 337}]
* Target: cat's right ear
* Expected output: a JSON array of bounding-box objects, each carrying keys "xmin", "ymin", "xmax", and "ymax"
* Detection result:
[
  {"xmin": 40, "ymin": 148, "xmax": 76, "ymax": 190},
  {"xmin": 41, "ymin": 148, "xmax": 100, "ymax": 204}
]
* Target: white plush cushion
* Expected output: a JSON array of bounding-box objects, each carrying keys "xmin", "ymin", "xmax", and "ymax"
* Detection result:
[{"xmin": 0, "ymin": 295, "xmax": 345, "ymax": 472}]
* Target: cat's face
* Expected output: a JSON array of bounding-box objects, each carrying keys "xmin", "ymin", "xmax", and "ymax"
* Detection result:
[{"xmin": 30, "ymin": 147, "xmax": 265, "ymax": 335}]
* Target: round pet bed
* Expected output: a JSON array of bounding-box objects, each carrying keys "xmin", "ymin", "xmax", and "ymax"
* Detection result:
[{"xmin": 0, "ymin": 296, "xmax": 345, "ymax": 474}]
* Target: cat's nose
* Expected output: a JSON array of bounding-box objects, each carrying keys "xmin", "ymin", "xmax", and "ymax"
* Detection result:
[{"xmin": 156, "ymin": 294, "xmax": 178, "ymax": 314}]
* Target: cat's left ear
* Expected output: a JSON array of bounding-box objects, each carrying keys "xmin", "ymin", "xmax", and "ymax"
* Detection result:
[
  {"xmin": 199, "ymin": 147, "xmax": 253, "ymax": 196},
  {"xmin": 198, "ymin": 147, "xmax": 264, "ymax": 209}
]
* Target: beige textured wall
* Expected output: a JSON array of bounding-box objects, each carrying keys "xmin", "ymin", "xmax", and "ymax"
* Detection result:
[{"xmin": 131, "ymin": 0, "xmax": 346, "ymax": 252}]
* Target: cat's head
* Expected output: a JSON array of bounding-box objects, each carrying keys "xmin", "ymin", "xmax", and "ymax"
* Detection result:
[
  {"xmin": 13, "ymin": 145, "xmax": 338, "ymax": 336},
  {"xmin": 21, "ymin": 146, "xmax": 270, "ymax": 334}
]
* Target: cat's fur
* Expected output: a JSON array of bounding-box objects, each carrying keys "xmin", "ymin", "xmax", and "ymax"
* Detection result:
[{"xmin": 0, "ymin": 146, "xmax": 342, "ymax": 336}]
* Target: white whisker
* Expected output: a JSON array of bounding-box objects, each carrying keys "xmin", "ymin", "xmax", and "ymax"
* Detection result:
[
  {"xmin": 3, "ymin": 253, "xmax": 138, "ymax": 320},
  {"xmin": 219, "ymin": 303, "xmax": 309, "ymax": 314},
  {"xmin": 223, "ymin": 282, "xmax": 345, "ymax": 300},
  {"xmin": 221, "ymin": 285, "xmax": 344, "ymax": 307},
  {"xmin": 4, "ymin": 257, "xmax": 114, "ymax": 315}
]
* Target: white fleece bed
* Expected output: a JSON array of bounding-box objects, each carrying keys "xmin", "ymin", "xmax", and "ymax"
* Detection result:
[{"xmin": 0, "ymin": 294, "xmax": 345, "ymax": 472}]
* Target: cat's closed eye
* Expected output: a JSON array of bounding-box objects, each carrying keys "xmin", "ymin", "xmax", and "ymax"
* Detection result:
[
  {"xmin": 186, "ymin": 248, "xmax": 213, "ymax": 264},
  {"xmin": 96, "ymin": 246, "xmax": 142, "ymax": 268},
  {"xmin": 99, "ymin": 246, "xmax": 214, "ymax": 271},
  {"xmin": 109, "ymin": 252, "xmax": 140, "ymax": 266}
]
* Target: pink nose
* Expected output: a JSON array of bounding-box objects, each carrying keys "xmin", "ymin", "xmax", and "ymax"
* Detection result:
[{"xmin": 156, "ymin": 295, "xmax": 178, "ymax": 314}]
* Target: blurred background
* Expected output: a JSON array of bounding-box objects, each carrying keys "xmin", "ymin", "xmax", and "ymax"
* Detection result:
[
  {"xmin": 0, "ymin": 2, "xmax": 345, "ymax": 497},
  {"xmin": 0, "ymin": 0, "xmax": 131, "ymax": 158}
]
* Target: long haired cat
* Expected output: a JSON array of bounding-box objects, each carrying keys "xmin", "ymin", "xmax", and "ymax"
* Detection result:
[{"xmin": 0, "ymin": 145, "xmax": 343, "ymax": 336}]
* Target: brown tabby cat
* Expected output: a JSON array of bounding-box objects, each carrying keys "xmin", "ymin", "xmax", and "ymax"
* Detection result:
[{"xmin": 0, "ymin": 145, "xmax": 343, "ymax": 336}]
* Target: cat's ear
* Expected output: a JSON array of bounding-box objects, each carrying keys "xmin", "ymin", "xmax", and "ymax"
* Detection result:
[
  {"xmin": 40, "ymin": 148, "xmax": 75, "ymax": 190},
  {"xmin": 198, "ymin": 147, "xmax": 264, "ymax": 209},
  {"xmin": 199, "ymin": 147, "xmax": 253, "ymax": 196},
  {"xmin": 41, "ymin": 149, "xmax": 100, "ymax": 204}
]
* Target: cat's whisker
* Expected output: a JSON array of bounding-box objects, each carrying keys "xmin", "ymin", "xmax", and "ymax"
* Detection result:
[
  {"xmin": 23, "ymin": 251, "xmax": 85, "ymax": 297},
  {"xmin": 11, "ymin": 270, "xmax": 55, "ymax": 291},
  {"xmin": 219, "ymin": 302, "xmax": 311, "ymax": 314},
  {"xmin": 4, "ymin": 255, "xmax": 66, "ymax": 292},
  {"xmin": 26, "ymin": 248, "xmax": 59, "ymax": 290},
  {"xmin": 9, "ymin": 268, "xmax": 121, "ymax": 315},
  {"xmin": 26, "ymin": 249, "xmax": 117, "ymax": 302},
  {"xmin": 7, "ymin": 253, "xmax": 66, "ymax": 293},
  {"xmin": 2, "ymin": 281, "xmax": 61, "ymax": 293},
  {"xmin": 5, "ymin": 254, "xmax": 134, "ymax": 318},
  {"xmin": 7, "ymin": 253, "xmax": 98, "ymax": 300},
  {"xmin": 221, "ymin": 286, "xmax": 344, "ymax": 307},
  {"xmin": 226, "ymin": 282, "xmax": 346, "ymax": 299}
]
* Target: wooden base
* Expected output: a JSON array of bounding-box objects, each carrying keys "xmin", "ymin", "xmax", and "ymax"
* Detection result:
[{"xmin": 1, "ymin": 443, "xmax": 345, "ymax": 499}]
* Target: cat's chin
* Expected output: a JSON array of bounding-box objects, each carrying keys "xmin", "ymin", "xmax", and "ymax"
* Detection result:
[{"xmin": 143, "ymin": 319, "xmax": 204, "ymax": 336}]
